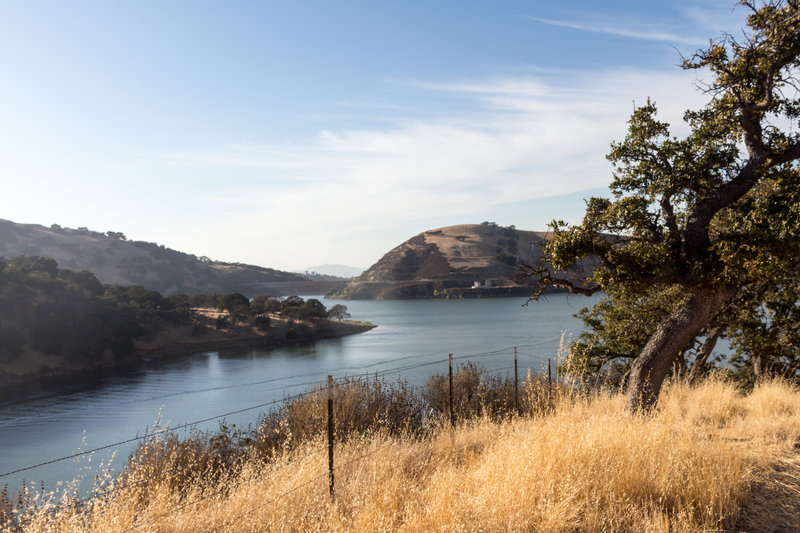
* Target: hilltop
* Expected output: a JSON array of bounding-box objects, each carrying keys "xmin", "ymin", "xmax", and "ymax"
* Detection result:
[
  {"xmin": 328, "ymin": 222, "xmax": 594, "ymax": 299},
  {"xmin": 304, "ymin": 264, "xmax": 364, "ymax": 278},
  {"xmin": 0, "ymin": 219, "xmax": 337, "ymax": 296}
]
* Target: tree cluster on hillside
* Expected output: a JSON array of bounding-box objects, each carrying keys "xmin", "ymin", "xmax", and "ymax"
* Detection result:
[
  {"xmin": 0, "ymin": 256, "xmax": 190, "ymax": 364},
  {"xmin": 522, "ymin": 0, "xmax": 800, "ymax": 410},
  {"xmin": 186, "ymin": 292, "xmax": 346, "ymax": 323},
  {"xmin": 0, "ymin": 256, "xmax": 353, "ymax": 368},
  {"xmin": 193, "ymin": 293, "xmax": 352, "ymax": 341},
  {"xmin": 480, "ymin": 222, "xmax": 522, "ymax": 266},
  {"xmin": 211, "ymin": 293, "xmax": 348, "ymax": 325}
]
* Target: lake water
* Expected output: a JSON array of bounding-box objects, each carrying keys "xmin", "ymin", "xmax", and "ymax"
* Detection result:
[{"xmin": 0, "ymin": 294, "xmax": 598, "ymax": 495}]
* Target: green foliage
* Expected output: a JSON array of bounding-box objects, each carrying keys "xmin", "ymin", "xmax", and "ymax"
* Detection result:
[
  {"xmin": 217, "ymin": 293, "xmax": 249, "ymax": 312},
  {"xmin": 281, "ymin": 295, "xmax": 304, "ymax": 308},
  {"xmin": 67, "ymin": 270, "xmax": 105, "ymax": 295},
  {"xmin": 166, "ymin": 293, "xmax": 191, "ymax": 307},
  {"xmin": 206, "ymin": 293, "xmax": 336, "ymax": 331},
  {"xmin": 0, "ymin": 256, "xmax": 190, "ymax": 365},
  {"xmin": 327, "ymin": 304, "xmax": 351, "ymax": 321},
  {"xmin": 728, "ymin": 282, "xmax": 800, "ymax": 383},
  {"xmin": 570, "ymin": 286, "xmax": 682, "ymax": 366},
  {"xmin": 250, "ymin": 295, "xmax": 281, "ymax": 314},
  {"xmin": 496, "ymin": 254, "xmax": 517, "ymax": 267},
  {"xmin": 104, "ymin": 285, "xmax": 166, "ymax": 311},
  {"xmin": 301, "ymin": 298, "xmax": 327, "ymax": 319},
  {"xmin": 217, "ymin": 293, "xmax": 250, "ymax": 321},
  {"xmin": 0, "ymin": 256, "xmax": 345, "ymax": 373},
  {"xmin": 0, "ymin": 325, "xmax": 25, "ymax": 362},
  {"xmin": 7, "ymin": 256, "xmax": 59, "ymax": 277},
  {"xmin": 524, "ymin": 1, "xmax": 800, "ymax": 395},
  {"xmin": 188, "ymin": 292, "xmax": 220, "ymax": 308},
  {"xmin": 252, "ymin": 315, "xmax": 271, "ymax": 331},
  {"xmin": 27, "ymin": 284, "xmax": 147, "ymax": 362},
  {"xmin": 280, "ymin": 296, "xmax": 328, "ymax": 321}
]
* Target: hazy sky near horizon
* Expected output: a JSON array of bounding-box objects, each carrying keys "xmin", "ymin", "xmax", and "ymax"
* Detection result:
[{"xmin": 1, "ymin": 1, "xmax": 746, "ymax": 272}]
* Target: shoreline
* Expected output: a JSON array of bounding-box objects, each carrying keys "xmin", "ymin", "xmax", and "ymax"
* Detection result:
[
  {"xmin": 0, "ymin": 319, "xmax": 376, "ymax": 401},
  {"xmin": 327, "ymin": 282, "xmax": 572, "ymax": 300}
]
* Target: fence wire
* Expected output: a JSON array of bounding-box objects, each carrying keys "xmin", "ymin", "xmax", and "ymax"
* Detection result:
[
  {"xmin": 2, "ymin": 347, "xmax": 560, "ymax": 532},
  {"xmin": 2, "ymin": 347, "xmax": 556, "ymax": 479},
  {"xmin": 0, "ymin": 382, "xmax": 334, "ymax": 479}
]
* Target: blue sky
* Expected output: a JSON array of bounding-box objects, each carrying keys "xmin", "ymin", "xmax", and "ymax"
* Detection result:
[{"xmin": 0, "ymin": 1, "xmax": 744, "ymax": 271}]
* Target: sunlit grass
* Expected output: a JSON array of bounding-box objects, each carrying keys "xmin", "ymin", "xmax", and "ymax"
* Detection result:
[{"xmin": 4, "ymin": 377, "xmax": 800, "ymax": 532}]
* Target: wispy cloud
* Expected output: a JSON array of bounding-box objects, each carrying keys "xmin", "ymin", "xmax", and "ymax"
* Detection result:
[
  {"xmin": 683, "ymin": 2, "xmax": 743, "ymax": 33},
  {"xmin": 152, "ymin": 67, "xmax": 708, "ymax": 268},
  {"xmin": 525, "ymin": 15, "xmax": 706, "ymax": 46}
]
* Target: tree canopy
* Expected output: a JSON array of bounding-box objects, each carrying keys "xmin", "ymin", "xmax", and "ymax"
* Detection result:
[
  {"xmin": 280, "ymin": 297, "xmax": 328, "ymax": 321},
  {"xmin": 522, "ymin": 0, "xmax": 800, "ymax": 411},
  {"xmin": 327, "ymin": 304, "xmax": 351, "ymax": 321}
]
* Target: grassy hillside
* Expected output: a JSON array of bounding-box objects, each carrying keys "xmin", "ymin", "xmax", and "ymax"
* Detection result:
[
  {"xmin": 329, "ymin": 222, "xmax": 595, "ymax": 299},
  {"xmin": 6, "ymin": 376, "xmax": 799, "ymax": 532},
  {"xmin": 0, "ymin": 219, "xmax": 308, "ymax": 296}
]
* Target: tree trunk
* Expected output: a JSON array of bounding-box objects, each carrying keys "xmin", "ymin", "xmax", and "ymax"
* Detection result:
[
  {"xmin": 627, "ymin": 287, "xmax": 735, "ymax": 412},
  {"xmin": 752, "ymin": 352, "xmax": 769, "ymax": 383},
  {"xmin": 688, "ymin": 324, "xmax": 723, "ymax": 386}
]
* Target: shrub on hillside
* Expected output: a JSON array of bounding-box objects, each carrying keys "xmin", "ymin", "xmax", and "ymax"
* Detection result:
[{"xmin": 424, "ymin": 362, "xmax": 556, "ymax": 420}]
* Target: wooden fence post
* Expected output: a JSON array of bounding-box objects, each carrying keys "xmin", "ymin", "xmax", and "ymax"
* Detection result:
[
  {"xmin": 514, "ymin": 347, "xmax": 519, "ymax": 414},
  {"xmin": 327, "ymin": 375, "xmax": 334, "ymax": 498},
  {"xmin": 449, "ymin": 353, "xmax": 454, "ymax": 428},
  {"xmin": 547, "ymin": 358, "xmax": 552, "ymax": 411}
]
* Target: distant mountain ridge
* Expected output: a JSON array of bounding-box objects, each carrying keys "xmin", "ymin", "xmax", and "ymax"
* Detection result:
[
  {"xmin": 0, "ymin": 219, "xmax": 318, "ymax": 296},
  {"xmin": 327, "ymin": 223, "xmax": 594, "ymax": 299},
  {"xmin": 303, "ymin": 264, "xmax": 364, "ymax": 278}
]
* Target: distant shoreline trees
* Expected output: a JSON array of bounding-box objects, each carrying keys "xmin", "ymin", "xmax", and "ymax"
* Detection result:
[{"xmin": 0, "ymin": 256, "xmax": 351, "ymax": 369}]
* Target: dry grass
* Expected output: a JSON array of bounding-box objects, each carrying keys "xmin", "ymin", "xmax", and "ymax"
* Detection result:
[{"xmin": 4, "ymin": 377, "xmax": 800, "ymax": 533}]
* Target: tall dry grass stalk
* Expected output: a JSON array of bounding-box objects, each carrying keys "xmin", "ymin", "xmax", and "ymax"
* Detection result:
[{"xmin": 5, "ymin": 377, "xmax": 800, "ymax": 532}]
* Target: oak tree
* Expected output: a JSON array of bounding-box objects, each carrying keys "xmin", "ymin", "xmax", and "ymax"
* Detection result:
[
  {"xmin": 327, "ymin": 304, "xmax": 351, "ymax": 321},
  {"xmin": 522, "ymin": 0, "xmax": 800, "ymax": 411}
]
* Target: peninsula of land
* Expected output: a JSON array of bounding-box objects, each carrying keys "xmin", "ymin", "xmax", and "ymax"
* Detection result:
[
  {"xmin": 0, "ymin": 312, "xmax": 375, "ymax": 394},
  {"xmin": 0, "ymin": 256, "xmax": 374, "ymax": 394}
]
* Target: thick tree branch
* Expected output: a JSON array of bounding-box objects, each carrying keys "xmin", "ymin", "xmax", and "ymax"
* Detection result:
[
  {"xmin": 685, "ymin": 133, "xmax": 800, "ymax": 264},
  {"xmin": 684, "ymin": 158, "xmax": 763, "ymax": 263},
  {"xmin": 660, "ymin": 194, "xmax": 679, "ymax": 236},
  {"xmin": 740, "ymin": 107, "xmax": 768, "ymax": 158},
  {"xmin": 518, "ymin": 262, "xmax": 600, "ymax": 300},
  {"xmin": 688, "ymin": 324, "xmax": 723, "ymax": 385},
  {"xmin": 769, "ymin": 140, "xmax": 800, "ymax": 164}
]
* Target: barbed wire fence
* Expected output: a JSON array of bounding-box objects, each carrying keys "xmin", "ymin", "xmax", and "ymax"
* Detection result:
[{"xmin": 0, "ymin": 346, "xmax": 561, "ymax": 532}]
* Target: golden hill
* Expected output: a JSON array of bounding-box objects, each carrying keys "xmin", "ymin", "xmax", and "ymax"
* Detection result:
[
  {"xmin": 329, "ymin": 222, "xmax": 592, "ymax": 299},
  {"xmin": 0, "ymin": 218, "xmax": 317, "ymax": 296}
]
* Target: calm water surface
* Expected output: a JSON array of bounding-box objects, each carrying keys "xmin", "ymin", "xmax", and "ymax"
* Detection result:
[{"xmin": 0, "ymin": 294, "xmax": 597, "ymax": 493}]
